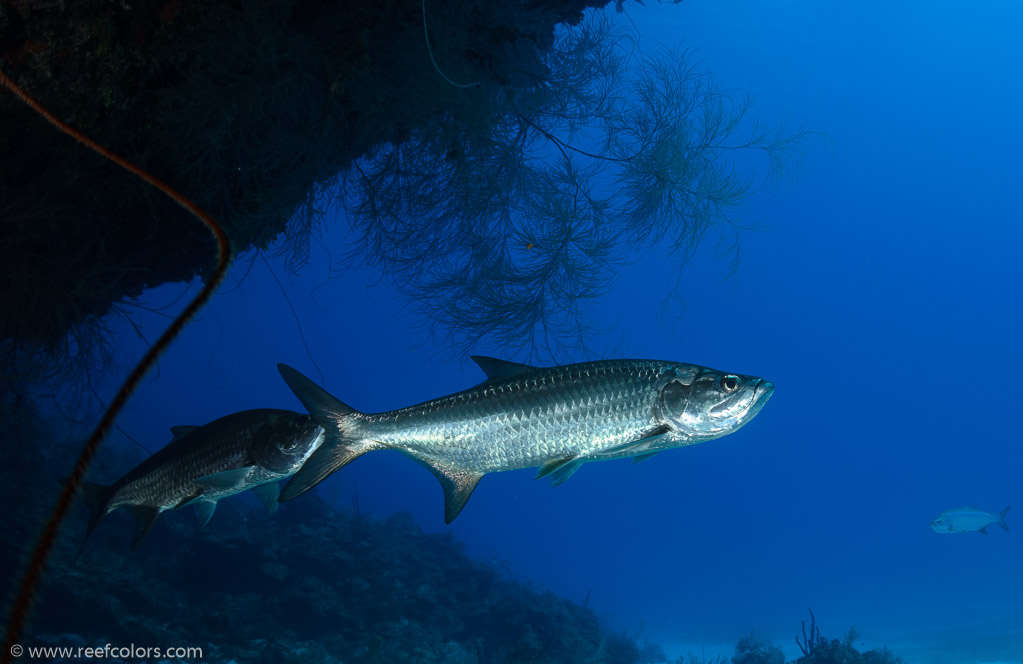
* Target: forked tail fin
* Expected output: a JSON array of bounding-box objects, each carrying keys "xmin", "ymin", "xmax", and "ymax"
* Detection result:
[
  {"xmin": 79, "ymin": 482, "xmax": 114, "ymax": 539},
  {"xmin": 999, "ymin": 505, "xmax": 1011, "ymax": 532},
  {"xmin": 277, "ymin": 364, "xmax": 381, "ymax": 501}
]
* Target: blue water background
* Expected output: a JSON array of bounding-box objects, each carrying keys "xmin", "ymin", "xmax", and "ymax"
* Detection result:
[{"xmin": 84, "ymin": 1, "xmax": 1023, "ymax": 661}]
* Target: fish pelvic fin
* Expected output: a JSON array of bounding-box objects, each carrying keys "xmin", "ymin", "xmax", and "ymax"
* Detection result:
[
  {"xmin": 535, "ymin": 455, "xmax": 583, "ymax": 487},
  {"xmin": 80, "ymin": 482, "xmax": 114, "ymax": 540},
  {"xmin": 251, "ymin": 482, "xmax": 281, "ymax": 514},
  {"xmin": 193, "ymin": 499, "xmax": 217, "ymax": 527},
  {"xmin": 999, "ymin": 505, "xmax": 1011, "ymax": 532}
]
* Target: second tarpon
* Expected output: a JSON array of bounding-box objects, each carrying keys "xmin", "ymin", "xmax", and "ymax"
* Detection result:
[
  {"xmin": 277, "ymin": 357, "xmax": 774, "ymax": 522},
  {"xmin": 83, "ymin": 409, "xmax": 325, "ymax": 548}
]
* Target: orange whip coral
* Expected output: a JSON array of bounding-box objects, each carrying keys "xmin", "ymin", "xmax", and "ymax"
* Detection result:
[{"xmin": 0, "ymin": 69, "xmax": 233, "ymax": 663}]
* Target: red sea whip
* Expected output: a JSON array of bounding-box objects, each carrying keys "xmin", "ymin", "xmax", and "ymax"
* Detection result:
[{"xmin": 0, "ymin": 69, "xmax": 233, "ymax": 662}]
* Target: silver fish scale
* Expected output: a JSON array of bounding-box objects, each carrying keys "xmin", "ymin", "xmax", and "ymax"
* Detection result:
[
  {"xmin": 110, "ymin": 436, "xmax": 252, "ymax": 511},
  {"xmin": 354, "ymin": 360, "xmax": 679, "ymax": 473}
]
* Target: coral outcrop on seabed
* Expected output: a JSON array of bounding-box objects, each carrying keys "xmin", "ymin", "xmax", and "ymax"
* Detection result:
[
  {"xmin": 1, "ymin": 401, "xmax": 901, "ymax": 664},
  {"xmin": 0, "ymin": 397, "xmax": 655, "ymax": 664}
]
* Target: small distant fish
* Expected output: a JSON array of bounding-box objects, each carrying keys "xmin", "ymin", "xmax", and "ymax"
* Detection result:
[
  {"xmin": 82, "ymin": 409, "xmax": 325, "ymax": 549},
  {"xmin": 277, "ymin": 356, "xmax": 774, "ymax": 523},
  {"xmin": 931, "ymin": 505, "xmax": 1011, "ymax": 535}
]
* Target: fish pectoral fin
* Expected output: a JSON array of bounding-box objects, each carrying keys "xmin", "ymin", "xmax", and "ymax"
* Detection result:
[
  {"xmin": 126, "ymin": 505, "xmax": 161, "ymax": 550},
  {"xmin": 250, "ymin": 483, "xmax": 281, "ymax": 514},
  {"xmin": 632, "ymin": 451, "xmax": 661, "ymax": 464},
  {"xmin": 597, "ymin": 425, "xmax": 672, "ymax": 458},
  {"xmin": 470, "ymin": 356, "xmax": 536, "ymax": 382},
  {"xmin": 169, "ymin": 425, "xmax": 200, "ymax": 441},
  {"xmin": 196, "ymin": 467, "xmax": 255, "ymax": 490},
  {"xmin": 535, "ymin": 455, "xmax": 579, "ymax": 481},
  {"xmin": 174, "ymin": 491, "xmax": 204, "ymax": 509},
  {"xmin": 193, "ymin": 499, "xmax": 217, "ymax": 527}
]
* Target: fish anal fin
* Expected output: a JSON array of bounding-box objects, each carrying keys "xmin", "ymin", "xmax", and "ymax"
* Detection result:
[
  {"xmin": 470, "ymin": 356, "xmax": 536, "ymax": 381},
  {"xmin": 979, "ymin": 526, "xmax": 988, "ymax": 535},
  {"xmin": 193, "ymin": 500, "xmax": 217, "ymax": 527},
  {"xmin": 410, "ymin": 456, "xmax": 483, "ymax": 524},
  {"xmin": 126, "ymin": 505, "xmax": 161, "ymax": 550},
  {"xmin": 535, "ymin": 455, "xmax": 578, "ymax": 480},
  {"xmin": 439, "ymin": 468, "xmax": 483, "ymax": 524},
  {"xmin": 251, "ymin": 482, "xmax": 280, "ymax": 514},
  {"xmin": 169, "ymin": 425, "xmax": 200, "ymax": 441},
  {"xmin": 196, "ymin": 467, "xmax": 254, "ymax": 490}
]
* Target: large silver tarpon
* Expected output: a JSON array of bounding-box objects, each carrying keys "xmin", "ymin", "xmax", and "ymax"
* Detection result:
[{"xmin": 278, "ymin": 357, "xmax": 774, "ymax": 522}]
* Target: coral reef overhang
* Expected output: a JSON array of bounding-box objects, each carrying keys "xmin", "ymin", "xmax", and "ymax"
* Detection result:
[{"xmin": 0, "ymin": 0, "xmax": 608, "ymax": 377}]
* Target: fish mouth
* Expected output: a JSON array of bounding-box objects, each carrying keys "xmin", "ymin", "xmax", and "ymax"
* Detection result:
[{"xmin": 739, "ymin": 378, "xmax": 774, "ymax": 419}]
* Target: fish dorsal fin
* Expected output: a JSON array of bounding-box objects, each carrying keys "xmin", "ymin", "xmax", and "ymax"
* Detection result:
[
  {"xmin": 193, "ymin": 499, "xmax": 217, "ymax": 527},
  {"xmin": 196, "ymin": 466, "xmax": 254, "ymax": 490},
  {"xmin": 169, "ymin": 425, "xmax": 200, "ymax": 441},
  {"xmin": 470, "ymin": 356, "xmax": 536, "ymax": 381},
  {"xmin": 126, "ymin": 505, "xmax": 161, "ymax": 550},
  {"xmin": 251, "ymin": 482, "xmax": 280, "ymax": 514}
]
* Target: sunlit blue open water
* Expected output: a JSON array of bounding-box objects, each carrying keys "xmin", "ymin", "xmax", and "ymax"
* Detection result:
[{"xmin": 41, "ymin": 1, "xmax": 1023, "ymax": 662}]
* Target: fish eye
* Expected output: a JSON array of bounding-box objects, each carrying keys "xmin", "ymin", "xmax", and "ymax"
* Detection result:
[
  {"xmin": 293, "ymin": 415, "xmax": 310, "ymax": 428},
  {"xmin": 720, "ymin": 375, "xmax": 740, "ymax": 393}
]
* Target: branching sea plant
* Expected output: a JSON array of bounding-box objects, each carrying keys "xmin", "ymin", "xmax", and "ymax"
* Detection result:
[
  {"xmin": 331, "ymin": 14, "xmax": 811, "ymax": 359},
  {"xmin": 797, "ymin": 608, "xmax": 824, "ymax": 656}
]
